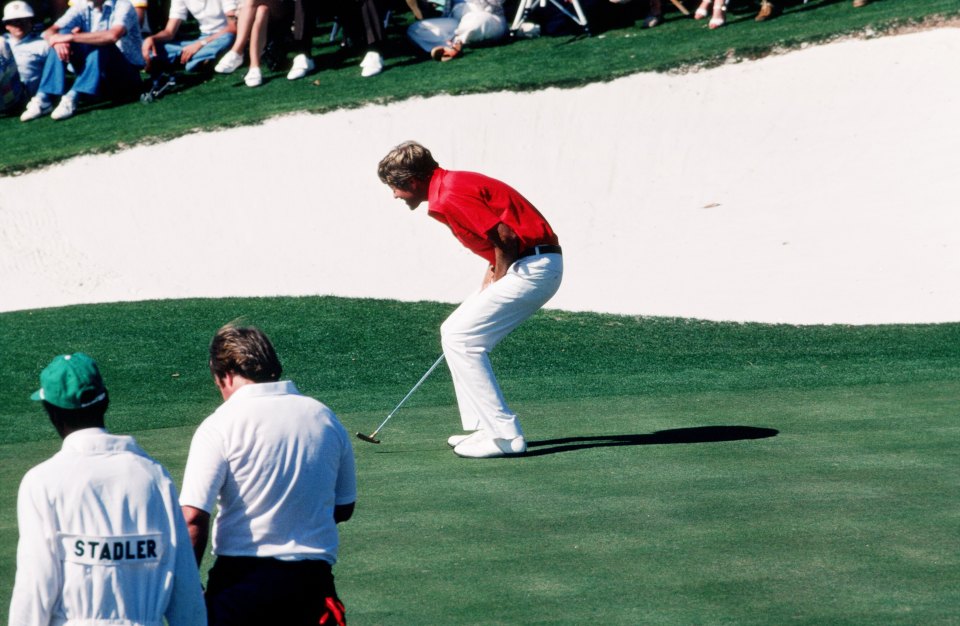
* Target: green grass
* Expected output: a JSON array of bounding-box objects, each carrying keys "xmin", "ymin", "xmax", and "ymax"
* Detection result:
[
  {"xmin": 1, "ymin": 0, "xmax": 957, "ymax": 174},
  {"xmin": 1, "ymin": 297, "xmax": 958, "ymax": 623}
]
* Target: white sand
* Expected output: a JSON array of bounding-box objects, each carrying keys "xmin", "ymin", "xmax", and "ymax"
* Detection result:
[{"xmin": 1, "ymin": 27, "xmax": 958, "ymax": 324}]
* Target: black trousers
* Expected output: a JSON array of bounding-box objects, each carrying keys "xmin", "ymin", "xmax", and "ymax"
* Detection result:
[
  {"xmin": 205, "ymin": 555, "xmax": 342, "ymax": 626},
  {"xmin": 330, "ymin": 0, "xmax": 385, "ymax": 48}
]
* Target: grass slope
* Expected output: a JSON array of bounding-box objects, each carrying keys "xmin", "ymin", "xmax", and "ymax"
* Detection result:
[
  {"xmin": 1, "ymin": 297, "xmax": 958, "ymax": 623},
  {"xmin": 1, "ymin": 0, "xmax": 958, "ymax": 173}
]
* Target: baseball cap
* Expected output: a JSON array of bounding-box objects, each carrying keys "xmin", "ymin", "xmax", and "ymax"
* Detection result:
[
  {"xmin": 2, "ymin": 1, "xmax": 34, "ymax": 21},
  {"xmin": 31, "ymin": 353, "xmax": 108, "ymax": 409}
]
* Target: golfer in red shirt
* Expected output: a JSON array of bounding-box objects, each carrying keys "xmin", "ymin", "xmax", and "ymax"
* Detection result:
[{"xmin": 378, "ymin": 141, "xmax": 563, "ymax": 458}]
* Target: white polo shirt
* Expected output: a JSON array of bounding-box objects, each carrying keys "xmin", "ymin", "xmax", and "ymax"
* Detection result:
[
  {"xmin": 8, "ymin": 428, "xmax": 206, "ymax": 626},
  {"xmin": 179, "ymin": 381, "xmax": 357, "ymax": 564},
  {"xmin": 168, "ymin": 0, "xmax": 238, "ymax": 37}
]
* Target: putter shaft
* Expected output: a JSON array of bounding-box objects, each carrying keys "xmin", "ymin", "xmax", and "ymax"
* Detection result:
[{"xmin": 357, "ymin": 354, "xmax": 445, "ymax": 443}]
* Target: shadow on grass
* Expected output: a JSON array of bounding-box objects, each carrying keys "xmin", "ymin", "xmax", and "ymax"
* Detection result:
[{"xmin": 524, "ymin": 425, "xmax": 778, "ymax": 456}]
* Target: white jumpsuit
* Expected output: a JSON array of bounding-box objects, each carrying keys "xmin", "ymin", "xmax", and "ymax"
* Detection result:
[{"xmin": 8, "ymin": 428, "xmax": 206, "ymax": 626}]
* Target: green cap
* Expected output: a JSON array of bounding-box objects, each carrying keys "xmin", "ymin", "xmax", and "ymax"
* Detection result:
[{"xmin": 30, "ymin": 353, "xmax": 107, "ymax": 409}]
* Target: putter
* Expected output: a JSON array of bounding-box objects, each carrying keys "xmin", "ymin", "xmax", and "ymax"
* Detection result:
[{"xmin": 357, "ymin": 354, "xmax": 446, "ymax": 444}]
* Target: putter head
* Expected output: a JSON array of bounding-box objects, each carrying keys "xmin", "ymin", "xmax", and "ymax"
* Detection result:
[{"xmin": 356, "ymin": 432, "xmax": 381, "ymax": 444}]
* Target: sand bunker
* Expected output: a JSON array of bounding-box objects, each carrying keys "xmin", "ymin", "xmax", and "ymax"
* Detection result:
[{"xmin": 1, "ymin": 27, "xmax": 958, "ymax": 324}]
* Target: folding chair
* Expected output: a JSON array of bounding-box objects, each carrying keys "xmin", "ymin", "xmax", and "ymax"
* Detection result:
[{"xmin": 510, "ymin": 0, "xmax": 589, "ymax": 35}]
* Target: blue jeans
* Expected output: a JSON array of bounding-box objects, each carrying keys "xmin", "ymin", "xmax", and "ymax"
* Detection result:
[
  {"xmin": 152, "ymin": 33, "xmax": 235, "ymax": 73},
  {"xmin": 38, "ymin": 43, "xmax": 142, "ymax": 100}
]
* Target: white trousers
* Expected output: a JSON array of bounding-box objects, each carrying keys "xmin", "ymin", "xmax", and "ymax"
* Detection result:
[
  {"xmin": 441, "ymin": 253, "xmax": 563, "ymax": 439},
  {"xmin": 407, "ymin": 3, "xmax": 507, "ymax": 53}
]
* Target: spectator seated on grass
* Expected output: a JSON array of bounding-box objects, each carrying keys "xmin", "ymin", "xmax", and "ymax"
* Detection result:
[
  {"xmin": 0, "ymin": 29, "xmax": 24, "ymax": 113},
  {"xmin": 141, "ymin": 0, "xmax": 237, "ymax": 86},
  {"xmin": 3, "ymin": 0, "xmax": 47, "ymax": 98},
  {"xmin": 213, "ymin": 0, "xmax": 276, "ymax": 87},
  {"xmin": 20, "ymin": 0, "xmax": 144, "ymax": 122},
  {"xmin": 407, "ymin": 0, "xmax": 507, "ymax": 62}
]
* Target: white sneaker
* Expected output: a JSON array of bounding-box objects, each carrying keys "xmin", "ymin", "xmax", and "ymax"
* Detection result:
[
  {"xmin": 214, "ymin": 50, "xmax": 243, "ymax": 74},
  {"xmin": 454, "ymin": 434, "xmax": 526, "ymax": 458},
  {"xmin": 447, "ymin": 432, "xmax": 478, "ymax": 448},
  {"xmin": 359, "ymin": 51, "xmax": 382, "ymax": 77},
  {"xmin": 286, "ymin": 54, "xmax": 315, "ymax": 80},
  {"xmin": 244, "ymin": 67, "xmax": 262, "ymax": 87},
  {"xmin": 50, "ymin": 96, "xmax": 76, "ymax": 121},
  {"xmin": 20, "ymin": 96, "xmax": 51, "ymax": 122}
]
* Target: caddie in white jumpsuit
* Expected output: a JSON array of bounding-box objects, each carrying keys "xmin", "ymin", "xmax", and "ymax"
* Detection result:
[{"xmin": 8, "ymin": 352, "xmax": 206, "ymax": 626}]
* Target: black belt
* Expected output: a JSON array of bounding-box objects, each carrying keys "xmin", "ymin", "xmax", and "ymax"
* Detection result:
[{"xmin": 518, "ymin": 244, "xmax": 562, "ymax": 259}]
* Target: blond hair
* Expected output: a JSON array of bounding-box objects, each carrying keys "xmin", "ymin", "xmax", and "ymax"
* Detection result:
[{"xmin": 377, "ymin": 141, "xmax": 439, "ymax": 189}]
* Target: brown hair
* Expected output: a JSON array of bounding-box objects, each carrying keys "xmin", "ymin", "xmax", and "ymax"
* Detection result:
[
  {"xmin": 377, "ymin": 141, "xmax": 439, "ymax": 189},
  {"xmin": 209, "ymin": 324, "xmax": 282, "ymax": 383}
]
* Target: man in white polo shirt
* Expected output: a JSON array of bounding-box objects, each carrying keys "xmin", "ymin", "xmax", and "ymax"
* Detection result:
[
  {"xmin": 9, "ymin": 352, "xmax": 206, "ymax": 626},
  {"xmin": 180, "ymin": 323, "xmax": 357, "ymax": 626},
  {"xmin": 141, "ymin": 0, "xmax": 236, "ymax": 79}
]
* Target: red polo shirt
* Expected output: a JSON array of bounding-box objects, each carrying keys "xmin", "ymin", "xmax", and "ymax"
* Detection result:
[{"xmin": 427, "ymin": 168, "xmax": 560, "ymax": 265}]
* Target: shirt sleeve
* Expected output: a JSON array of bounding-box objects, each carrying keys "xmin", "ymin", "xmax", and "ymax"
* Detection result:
[
  {"xmin": 179, "ymin": 420, "xmax": 228, "ymax": 514},
  {"xmin": 167, "ymin": 0, "xmax": 188, "ymax": 21},
  {"xmin": 111, "ymin": 0, "xmax": 138, "ymax": 32},
  {"xmin": 162, "ymin": 473, "xmax": 207, "ymax": 626},
  {"xmin": 334, "ymin": 429, "xmax": 357, "ymax": 506},
  {"xmin": 54, "ymin": 5, "xmax": 84, "ymax": 33},
  {"xmin": 8, "ymin": 472, "xmax": 62, "ymax": 626}
]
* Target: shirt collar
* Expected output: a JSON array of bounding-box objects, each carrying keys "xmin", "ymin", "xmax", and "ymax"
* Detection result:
[
  {"xmin": 228, "ymin": 380, "xmax": 300, "ymax": 401},
  {"xmin": 426, "ymin": 167, "xmax": 446, "ymax": 213},
  {"xmin": 61, "ymin": 427, "xmax": 140, "ymax": 455}
]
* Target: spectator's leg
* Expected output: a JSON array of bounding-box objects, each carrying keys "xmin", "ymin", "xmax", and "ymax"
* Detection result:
[
  {"xmin": 185, "ymin": 34, "xmax": 236, "ymax": 72},
  {"xmin": 708, "ymin": 0, "xmax": 725, "ymax": 27},
  {"xmin": 291, "ymin": 0, "xmax": 318, "ymax": 56},
  {"xmin": 242, "ymin": 3, "xmax": 270, "ymax": 85},
  {"xmin": 357, "ymin": 0, "xmax": 384, "ymax": 46},
  {"xmin": 146, "ymin": 40, "xmax": 179, "ymax": 76},
  {"xmin": 407, "ymin": 17, "xmax": 457, "ymax": 53},
  {"xmin": 71, "ymin": 45, "xmax": 142, "ymax": 101},
  {"xmin": 231, "ymin": 0, "xmax": 256, "ymax": 55},
  {"xmin": 36, "ymin": 46, "xmax": 71, "ymax": 97},
  {"xmin": 453, "ymin": 9, "xmax": 506, "ymax": 45},
  {"xmin": 643, "ymin": 0, "xmax": 662, "ymax": 27},
  {"xmin": 334, "ymin": 0, "xmax": 383, "ymax": 48},
  {"xmin": 249, "ymin": 4, "xmax": 270, "ymax": 68}
]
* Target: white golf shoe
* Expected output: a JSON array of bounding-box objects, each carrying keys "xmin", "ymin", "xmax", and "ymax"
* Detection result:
[
  {"xmin": 447, "ymin": 432, "xmax": 478, "ymax": 448},
  {"xmin": 454, "ymin": 433, "xmax": 526, "ymax": 458},
  {"xmin": 287, "ymin": 54, "xmax": 315, "ymax": 80},
  {"xmin": 20, "ymin": 96, "xmax": 51, "ymax": 122},
  {"xmin": 214, "ymin": 50, "xmax": 243, "ymax": 74},
  {"xmin": 244, "ymin": 67, "xmax": 262, "ymax": 87},
  {"xmin": 359, "ymin": 51, "xmax": 382, "ymax": 77},
  {"xmin": 50, "ymin": 96, "xmax": 76, "ymax": 121}
]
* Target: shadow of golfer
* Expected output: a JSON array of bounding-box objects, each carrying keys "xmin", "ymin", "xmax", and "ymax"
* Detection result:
[{"xmin": 524, "ymin": 425, "xmax": 778, "ymax": 457}]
